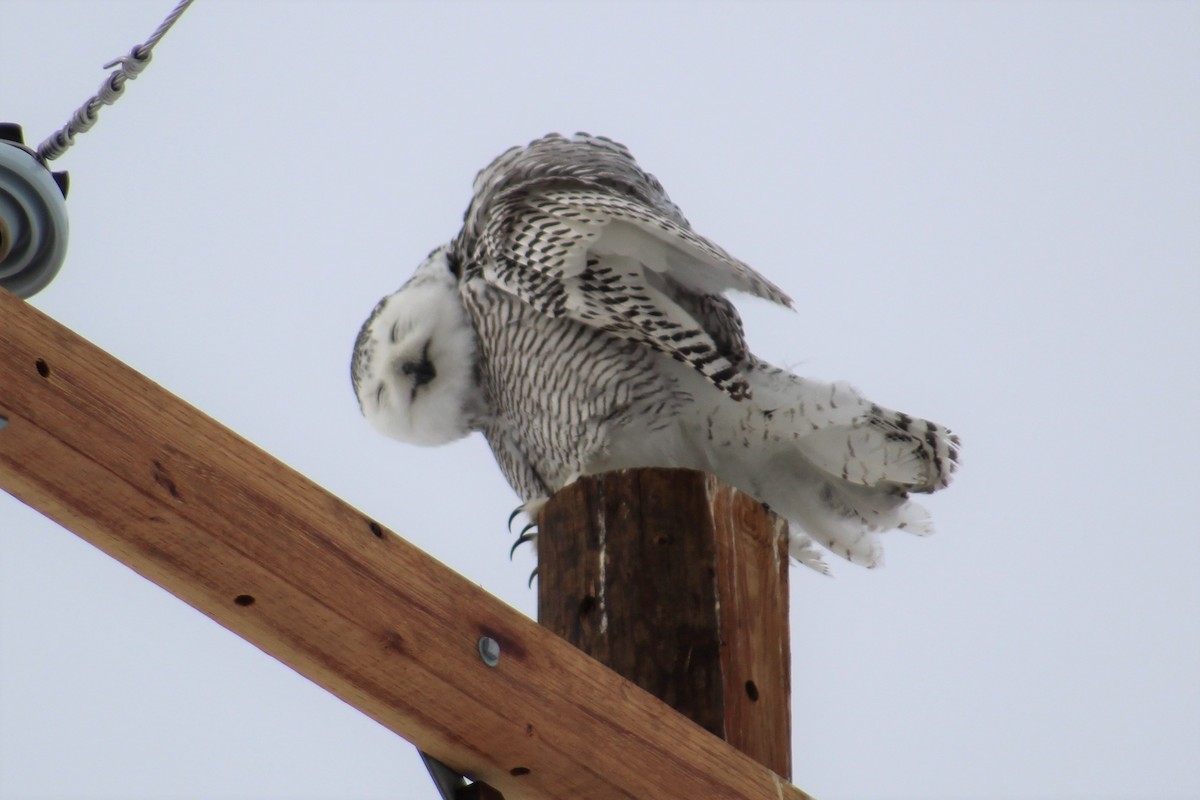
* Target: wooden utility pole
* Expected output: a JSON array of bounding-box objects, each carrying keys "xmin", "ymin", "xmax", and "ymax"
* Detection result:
[{"xmin": 540, "ymin": 468, "xmax": 792, "ymax": 779}]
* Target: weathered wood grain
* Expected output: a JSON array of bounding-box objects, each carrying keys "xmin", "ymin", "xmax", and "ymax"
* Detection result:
[{"xmin": 539, "ymin": 469, "xmax": 792, "ymax": 779}]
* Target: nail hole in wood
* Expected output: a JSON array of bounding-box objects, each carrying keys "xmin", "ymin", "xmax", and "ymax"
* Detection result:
[
  {"xmin": 745, "ymin": 680, "xmax": 759, "ymax": 701},
  {"xmin": 234, "ymin": 594, "xmax": 255, "ymax": 607},
  {"xmin": 369, "ymin": 521, "xmax": 384, "ymax": 539},
  {"xmin": 35, "ymin": 359, "xmax": 50, "ymax": 378},
  {"xmin": 578, "ymin": 595, "xmax": 596, "ymax": 617},
  {"xmin": 509, "ymin": 767, "xmax": 531, "ymax": 777}
]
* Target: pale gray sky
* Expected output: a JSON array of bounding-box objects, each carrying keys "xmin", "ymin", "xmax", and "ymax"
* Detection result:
[{"xmin": 2, "ymin": 2, "xmax": 1198, "ymax": 799}]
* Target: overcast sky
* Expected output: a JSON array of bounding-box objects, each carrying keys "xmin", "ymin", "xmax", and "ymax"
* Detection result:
[{"xmin": 2, "ymin": 2, "xmax": 1198, "ymax": 799}]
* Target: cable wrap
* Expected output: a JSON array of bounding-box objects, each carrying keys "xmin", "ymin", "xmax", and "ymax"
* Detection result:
[{"xmin": 36, "ymin": 0, "xmax": 195, "ymax": 162}]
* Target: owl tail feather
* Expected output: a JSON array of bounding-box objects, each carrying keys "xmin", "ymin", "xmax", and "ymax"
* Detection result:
[
  {"xmin": 767, "ymin": 476, "xmax": 935, "ymax": 569},
  {"xmin": 742, "ymin": 369, "xmax": 958, "ymax": 568},
  {"xmin": 746, "ymin": 369, "xmax": 959, "ymax": 491}
]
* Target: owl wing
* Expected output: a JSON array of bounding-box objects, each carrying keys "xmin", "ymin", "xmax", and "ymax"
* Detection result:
[{"xmin": 474, "ymin": 186, "xmax": 792, "ymax": 400}]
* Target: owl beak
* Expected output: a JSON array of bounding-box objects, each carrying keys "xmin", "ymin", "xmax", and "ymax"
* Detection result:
[{"xmin": 401, "ymin": 357, "xmax": 437, "ymax": 388}]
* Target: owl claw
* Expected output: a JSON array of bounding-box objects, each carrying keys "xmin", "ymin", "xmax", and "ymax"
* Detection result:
[
  {"xmin": 509, "ymin": 526, "xmax": 537, "ymax": 559},
  {"xmin": 507, "ymin": 496, "xmax": 548, "ymax": 532},
  {"xmin": 527, "ymin": 567, "xmax": 538, "ymax": 588}
]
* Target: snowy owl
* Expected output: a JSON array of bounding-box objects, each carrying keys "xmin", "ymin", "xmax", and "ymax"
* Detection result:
[{"xmin": 352, "ymin": 133, "xmax": 959, "ymax": 572}]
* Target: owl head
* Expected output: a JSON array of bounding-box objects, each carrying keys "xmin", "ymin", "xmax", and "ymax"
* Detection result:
[{"xmin": 351, "ymin": 245, "xmax": 481, "ymax": 446}]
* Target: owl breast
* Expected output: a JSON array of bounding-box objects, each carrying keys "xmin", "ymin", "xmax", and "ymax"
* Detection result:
[{"xmin": 463, "ymin": 279, "xmax": 696, "ymax": 500}]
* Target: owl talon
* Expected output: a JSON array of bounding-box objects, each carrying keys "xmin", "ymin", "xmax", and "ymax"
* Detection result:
[
  {"xmin": 507, "ymin": 496, "xmax": 548, "ymax": 532},
  {"xmin": 509, "ymin": 526, "xmax": 538, "ymax": 559},
  {"xmin": 527, "ymin": 567, "xmax": 538, "ymax": 588}
]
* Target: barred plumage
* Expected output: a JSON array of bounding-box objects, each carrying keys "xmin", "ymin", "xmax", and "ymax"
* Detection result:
[{"xmin": 352, "ymin": 133, "xmax": 960, "ymax": 571}]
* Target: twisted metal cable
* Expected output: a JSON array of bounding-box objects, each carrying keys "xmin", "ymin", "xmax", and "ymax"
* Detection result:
[{"xmin": 36, "ymin": 0, "xmax": 197, "ymax": 163}]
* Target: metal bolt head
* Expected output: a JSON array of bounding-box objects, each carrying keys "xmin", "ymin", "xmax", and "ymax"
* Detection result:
[{"xmin": 477, "ymin": 636, "xmax": 500, "ymax": 667}]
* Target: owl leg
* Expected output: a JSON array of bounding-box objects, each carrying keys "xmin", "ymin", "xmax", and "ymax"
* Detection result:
[{"xmin": 519, "ymin": 495, "xmax": 549, "ymax": 518}]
